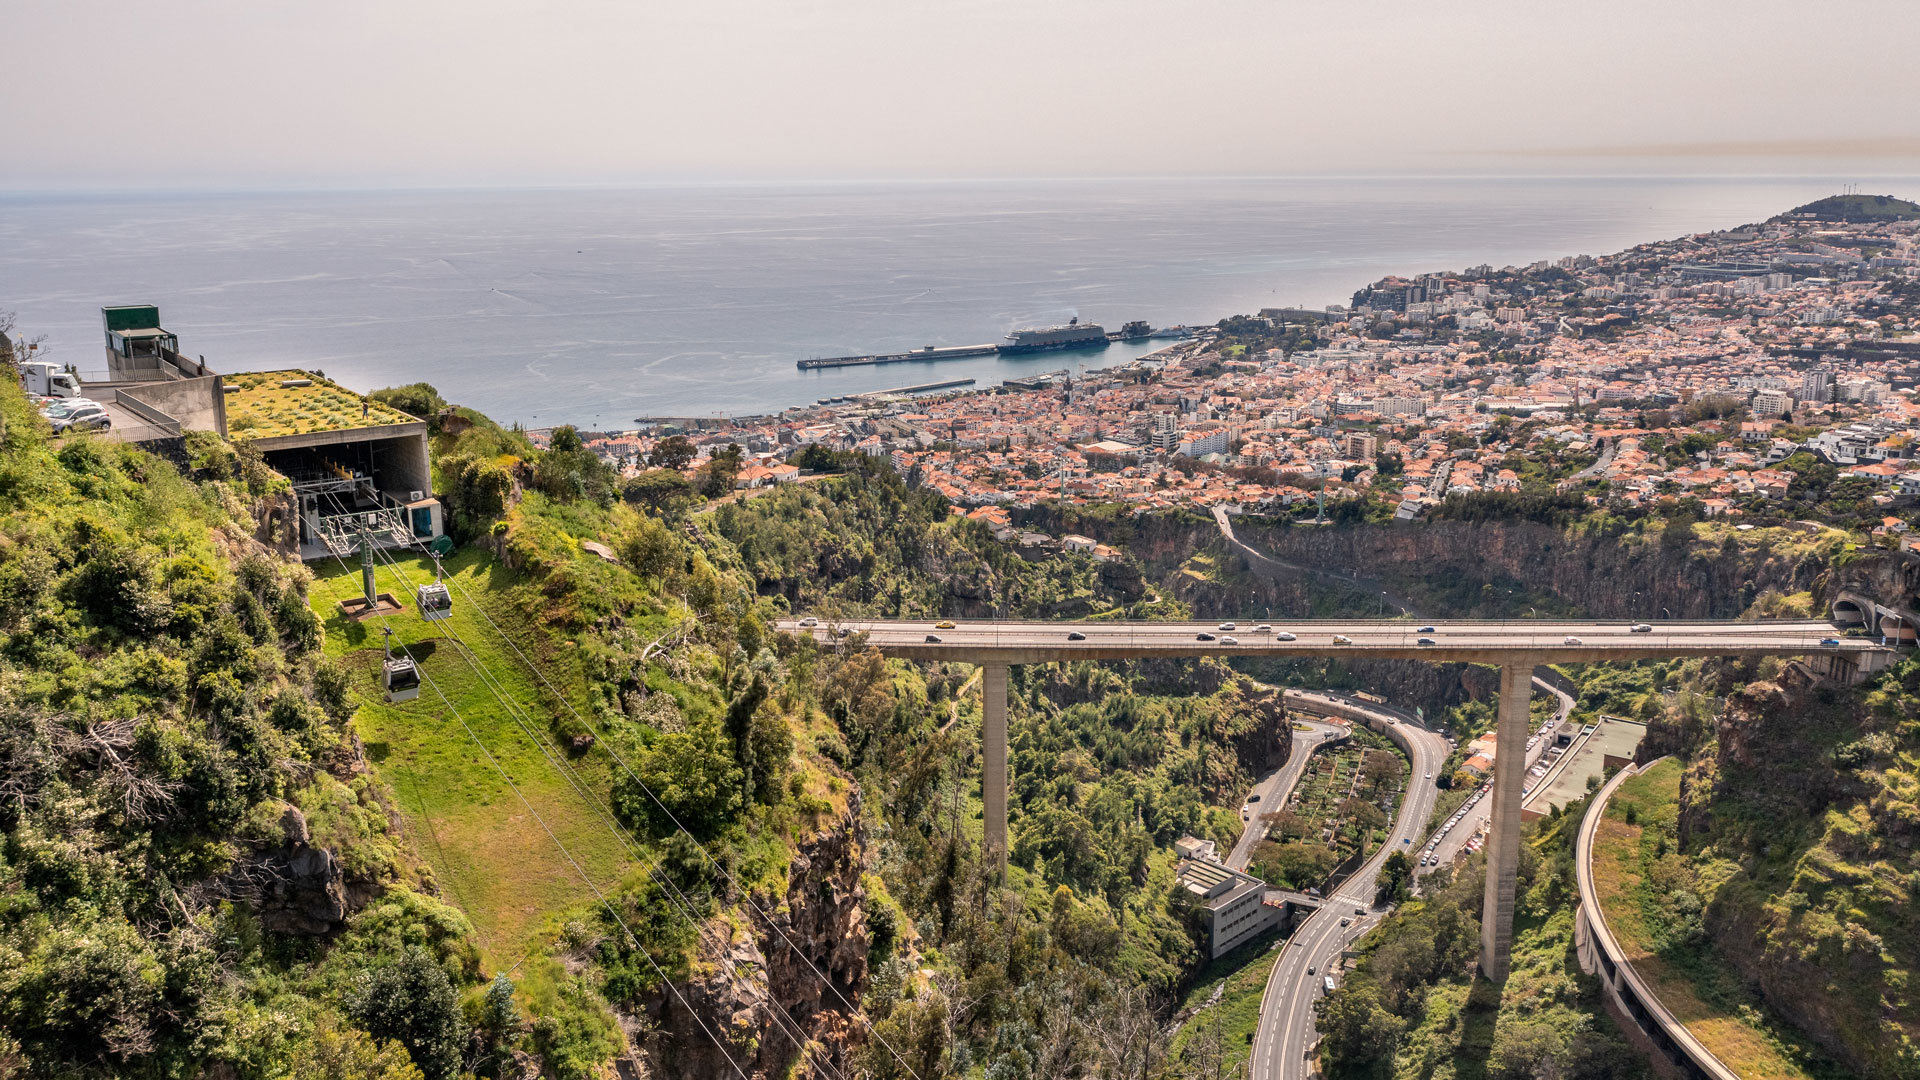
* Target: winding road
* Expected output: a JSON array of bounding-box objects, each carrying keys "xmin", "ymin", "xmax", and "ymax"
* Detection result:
[
  {"xmin": 1228, "ymin": 716, "xmax": 1346, "ymax": 871},
  {"xmin": 1248, "ymin": 696, "xmax": 1451, "ymax": 1080}
]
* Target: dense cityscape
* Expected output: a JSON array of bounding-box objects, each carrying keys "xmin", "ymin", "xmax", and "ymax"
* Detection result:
[{"xmin": 569, "ymin": 196, "xmax": 1920, "ymax": 543}]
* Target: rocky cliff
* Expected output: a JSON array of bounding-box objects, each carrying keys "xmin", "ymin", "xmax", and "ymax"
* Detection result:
[{"xmin": 635, "ymin": 795, "xmax": 874, "ymax": 1080}]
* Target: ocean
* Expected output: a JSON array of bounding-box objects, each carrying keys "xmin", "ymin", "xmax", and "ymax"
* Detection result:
[{"xmin": 2, "ymin": 176, "xmax": 1910, "ymax": 427}]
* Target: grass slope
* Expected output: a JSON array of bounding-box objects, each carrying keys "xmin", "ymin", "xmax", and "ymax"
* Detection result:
[
  {"xmin": 1592, "ymin": 759, "xmax": 1847, "ymax": 1079},
  {"xmin": 309, "ymin": 548, "xmax": 633, "ymax": 967}
]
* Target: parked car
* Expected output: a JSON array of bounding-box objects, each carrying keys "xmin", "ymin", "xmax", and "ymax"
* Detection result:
[{"xmin": 48, "ymin": 402, "xmax": 111, "ymax": 434}]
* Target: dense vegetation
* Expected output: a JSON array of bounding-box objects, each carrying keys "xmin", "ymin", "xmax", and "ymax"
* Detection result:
[
  {"xmin": 1315, "ymin": 804, "xmax": 1648, "ymax": 1080},
  {"xmin": 0, "ymin": 382, "xmax": 481, "ymax": 1077}
]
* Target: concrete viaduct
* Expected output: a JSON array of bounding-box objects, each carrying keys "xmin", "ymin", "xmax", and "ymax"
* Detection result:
[{"xmin": 778, "ymin": 617, "xmax": 1889, "ymax": 981}]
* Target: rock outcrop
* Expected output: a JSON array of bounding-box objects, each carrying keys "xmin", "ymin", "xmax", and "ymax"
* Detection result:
[{"xmin": 640, "ymin": 795, "xmax": 873, "ymax": 1080}]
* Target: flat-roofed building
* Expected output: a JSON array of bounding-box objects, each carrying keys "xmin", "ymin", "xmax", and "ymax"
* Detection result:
[
  {"xmin": 1177, "ymin": 857, "xmax": 1282, "ymax": 958},
  {"xmin": 222, "ymin": 370, "xmax": 443, "ymax": 558}
]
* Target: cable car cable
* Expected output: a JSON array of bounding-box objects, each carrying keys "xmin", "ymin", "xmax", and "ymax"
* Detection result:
[
  {"xmin": 307, "ymin": 538, "xmax": 754, "ymax": 1080},
  {"xmin": 363, "ymin": 545, "xmax": 849, "ymax": 1079},
  {"xmin": 401, "ymin": 539, "xmax": 929, "ymax": 1080}
]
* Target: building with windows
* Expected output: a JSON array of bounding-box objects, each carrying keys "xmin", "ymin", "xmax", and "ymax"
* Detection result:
[{"xmin": 1176, "ymin": 857, "xmax": 1282, "ymax": 958}]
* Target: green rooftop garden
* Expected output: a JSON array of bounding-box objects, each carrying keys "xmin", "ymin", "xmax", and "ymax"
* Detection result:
[{"xmin": 224, "ymin": 369, "xmax": 421, "ymax": 439}]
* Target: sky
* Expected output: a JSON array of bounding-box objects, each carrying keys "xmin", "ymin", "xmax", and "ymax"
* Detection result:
[{"xmin": 6, "ymin": 0, "xmax": 1920, "ymax": 189}]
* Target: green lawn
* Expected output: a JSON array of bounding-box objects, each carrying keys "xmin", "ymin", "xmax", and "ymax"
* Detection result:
[{"xmin": 309, "ymin": 548, "xmax": 636, "ymax": 969}]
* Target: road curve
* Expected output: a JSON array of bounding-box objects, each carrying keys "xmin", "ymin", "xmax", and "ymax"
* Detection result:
[
  {"xmin": 1229, "ymin": 716, "xmax": 1346, "ymax": 871},
  {"xmin": 1249, "ymin": 698, "xmax": 1451, "ymax": 1080}
]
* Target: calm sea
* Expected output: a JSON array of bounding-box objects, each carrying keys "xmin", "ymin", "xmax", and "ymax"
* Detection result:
[{"xmin": 2, "ymin": 176, "xmax": 1910, "ymax": 426}]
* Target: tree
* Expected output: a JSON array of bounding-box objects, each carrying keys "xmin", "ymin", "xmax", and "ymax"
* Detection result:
[
  {"xmin": 622, "ymin": 469, "xmax": 695, "ymax": 514},
  {"xmin": 695, "ymin": 443, "xmax": 746, "ymax": 497},
  {"xmin": 1314, "ymin": 984, "xmax": 1405, "ymax": 1068},
  {"xmin": 281, "ymin": 1015, "xmax": 425, "ymax": 1080},
  {"xmin": 549, "ymin": 425, "xmax": 584, "ymax": 453},
  {"xmin": 347, "ymin": 949, "xmax": 468, "ymax": 1080},
  {"xmin": 612, "ymin": 716, "xmax": 742, "ymax": 838},
  {"xmin": 1377, "ymin": 850, "xmax": 1413, "ymax": 903},
  {"xmin": 648, "ymin": 434, "xmax": 697, "ymax": 470},
  {"xmin": 368, "ymin": 383, "xmax": 447, "ymax": 429}
]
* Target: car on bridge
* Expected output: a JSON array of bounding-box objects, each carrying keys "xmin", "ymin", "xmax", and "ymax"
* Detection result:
[
  {"xmin": 1630, "ymin": 623, "xmax": 1653, "ymax": 633},
  {"xmin": 1255, "ymin": 623, "xmax": 1272, "ymax": 632},
  {"xmin": 1067, "ymin": 631, "xmax": 1086, "ymax": 641},
  {"xmin": 1418, "ymin": 637, "xmax": 1436, "ymax": 646},
  {"xmin": 925, "ymin": 634, "xmax": 942, "ymax": 643},
  {"xmin": 1219, "ymin": 622, "xmax": 1236, "ymax": 630},
  {"xmin": 1332, "ymin": 635, "xmax": 1352, "ymax": 644},
  {"xmin": 1196, "ymin": 632, "xmax": 1216, "ymax": 641},
  {"xmin": 935, "ymin": 620, "xmax": 955, "ymax": 629},
  {"xmin": 1220, "ymin": 635, "xmax": 1239, "ymax": 645},
  {"xmin": 1275, "ymin": 631, "xmax": 1297, "ymax": 641},
  {"xmin": 1417, "ymin": 625, "xmax": 1435, "ymax": 633}
]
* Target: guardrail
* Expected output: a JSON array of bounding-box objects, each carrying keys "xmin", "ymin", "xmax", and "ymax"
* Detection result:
[
  {"xmin": 1574, "ymin": 759, "xmax": 1738, "ymax": 1080},
  {"xmin": 111, "ymin": 390, "xmax": 183, "ymax": 437}
]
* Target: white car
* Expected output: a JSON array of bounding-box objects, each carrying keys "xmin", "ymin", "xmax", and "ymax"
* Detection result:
[
  {"xmin": 1274, "ymin": 631, "xmax": 1297, "ymax": 641},
  {"xmin": 1254, "ymin": 624, "xmax": 1273, "ymax": 633},
  {"xmin": 1332, "ymin": 634, "xmax": 1353, "ymax": 645},
  {"xmin": 1563, "ymin": 635, "xmax": 1583, "ymax": 645},
  {"xmin": 1219, "ymin": 635, "xmax": 1239, "ymax": 645},
  {"xmin": 1218, "ymin": 621, "xmax": 1236, "ymax": 631},
  {"xmin": 798, "ymin": 616, "xmax": 819, "ymax": 627}
]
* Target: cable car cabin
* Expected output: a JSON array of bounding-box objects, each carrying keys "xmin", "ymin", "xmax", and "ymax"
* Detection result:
[
  {"xmin": 384, "ymin": 657, "xmax": 421, "ymax": 703},
  {"xmin": 417, "ymin": 583, "xmax": 453, "ymax": 622}
]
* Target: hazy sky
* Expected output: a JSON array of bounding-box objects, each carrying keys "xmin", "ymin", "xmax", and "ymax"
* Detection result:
[{"xmin": 7, "ymin": 0, "xmax": 1920, "ymax": 188}]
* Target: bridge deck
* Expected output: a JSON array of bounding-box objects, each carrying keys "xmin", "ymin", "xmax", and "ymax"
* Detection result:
[{"xmin": 779, "ymin": 618, "xmax": 1876, "ymax": 664}]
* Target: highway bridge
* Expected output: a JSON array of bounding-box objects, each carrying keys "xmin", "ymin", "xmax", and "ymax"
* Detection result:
[{"xmin": 775, "ymin": 616, "xmax": 1889, "ymax": 984}]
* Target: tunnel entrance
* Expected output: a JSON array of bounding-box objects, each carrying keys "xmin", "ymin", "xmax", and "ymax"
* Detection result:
[{"xmin": 1832, "ymin": 598, "xmax": 1869, "ymax": 627}]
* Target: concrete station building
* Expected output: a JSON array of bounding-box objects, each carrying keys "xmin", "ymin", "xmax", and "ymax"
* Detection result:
[{"xmin": 78, "ymin": 305, "xmax": 444, "ymax": 557}]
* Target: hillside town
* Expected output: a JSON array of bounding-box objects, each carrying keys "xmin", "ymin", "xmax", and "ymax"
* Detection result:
[{"xmin": 563, "ymin": 197, "xmax": 1920, "ymax": 531}]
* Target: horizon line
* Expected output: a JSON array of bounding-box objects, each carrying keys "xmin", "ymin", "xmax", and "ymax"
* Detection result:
[{"xmin": 7, "ymin": 170, "xmax": 1920, "ymax": 199}]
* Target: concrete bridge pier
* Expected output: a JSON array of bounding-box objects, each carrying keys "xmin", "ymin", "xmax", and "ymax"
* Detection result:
[
  {"xmin": 983, "ymin": 663, "xmax": 1010, "ymax": 874},
  {"xmin": 1479, "ymin": 659, "xmax": 1540, "ymax": 981}
]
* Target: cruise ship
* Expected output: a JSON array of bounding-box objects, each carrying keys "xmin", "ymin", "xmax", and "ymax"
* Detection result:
[{"xmin": 1001, "ymin": 317, "xmax": 1110, "ymax": 354}]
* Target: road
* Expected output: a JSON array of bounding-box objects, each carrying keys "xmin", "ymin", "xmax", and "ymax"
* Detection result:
[
  {"xmin": 1212, "ymin": 505, "xmax": 1422, "ymax": 615},
  {"xmin": 1249, "ymin": 703, "xmax": 1451, "ymax": 1080},
  {"xmin": 784, "ymin": 618, "xmax": 1868, "ymax": 665},
  {"xmin": 1570, "ymin": 435, "xmax": 1618, "ymax": 481},
  {"xmin": 1421, "ymin": 676, "xmax": 1576, "ymax": 875},
  {"xmin": 1228, "ymin": 716, "xmax": 1346, "ymax": 871}
]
